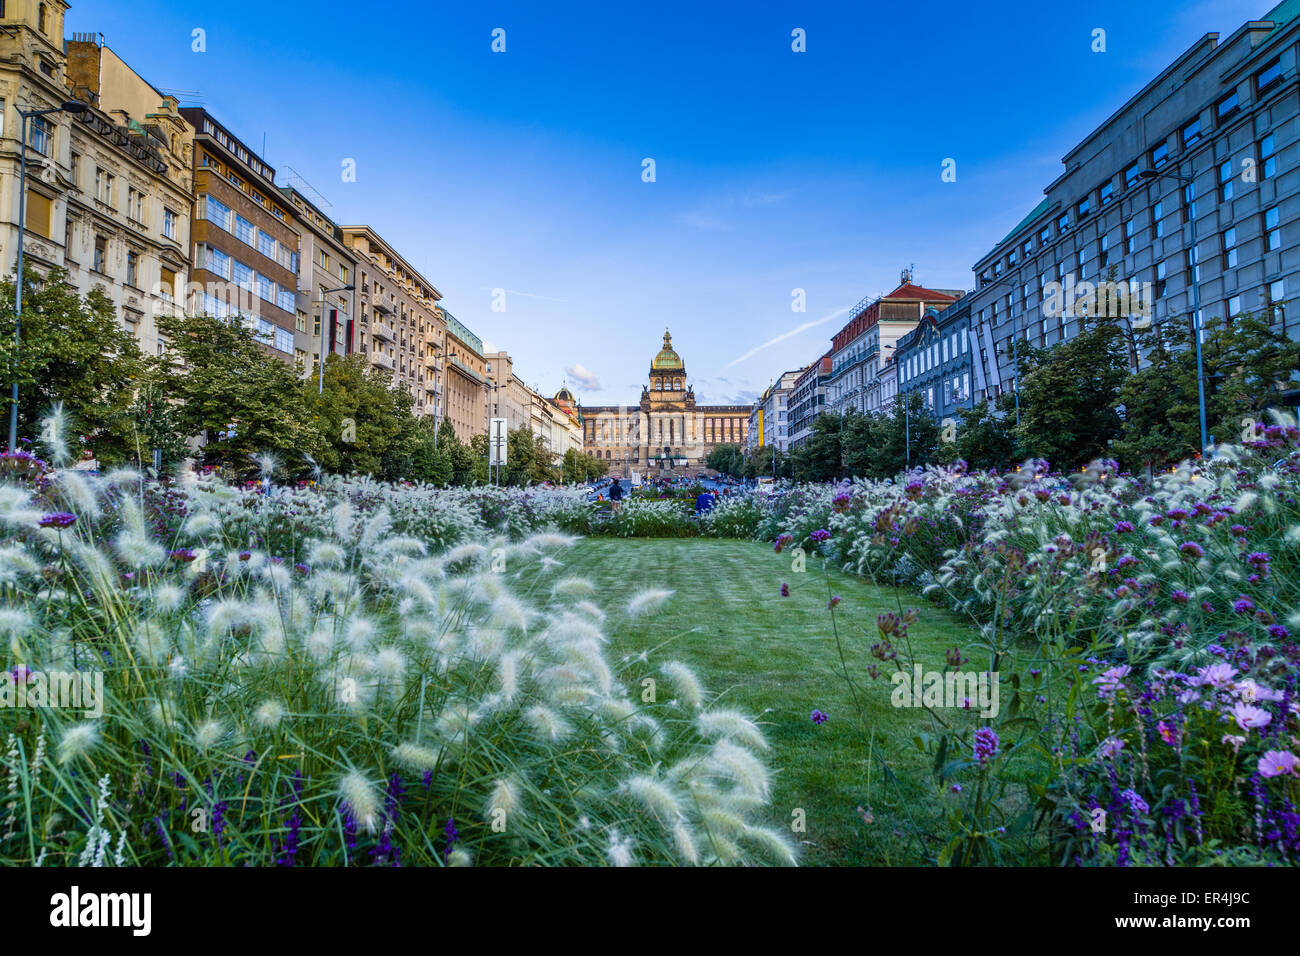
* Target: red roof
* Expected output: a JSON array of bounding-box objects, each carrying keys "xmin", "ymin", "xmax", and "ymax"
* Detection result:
[{"xmin": 885, "ymin": 282, "xmax": 958, "ymax": 301}]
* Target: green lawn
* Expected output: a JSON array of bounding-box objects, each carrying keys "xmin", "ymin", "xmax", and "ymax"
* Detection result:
[{"xmin": 524, "ymin": 537, "xmax": 984, "ymax": 866}]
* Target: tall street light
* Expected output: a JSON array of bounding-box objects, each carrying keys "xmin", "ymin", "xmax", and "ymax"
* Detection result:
[
  {"xmin": 313, "ymin": 284, "xmax": 355, "ymax": 393},
  {"xmin": 1138, "ymin": 164, "xmax": 1208, "ymax": 458},
  {"xmin": 8, "ymin": 99, "xmax": 89, "ymax": 452}
]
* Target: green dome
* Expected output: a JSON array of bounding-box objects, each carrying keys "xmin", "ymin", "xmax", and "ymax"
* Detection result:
[{"xmin": 651, "ymin": 330, "xmax": 683, "ymax": 370}]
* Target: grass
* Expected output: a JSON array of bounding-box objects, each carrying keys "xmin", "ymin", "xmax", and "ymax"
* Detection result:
[{"xmin": 523, "ymin": 537, "xmax": 984, "ymax": 866}]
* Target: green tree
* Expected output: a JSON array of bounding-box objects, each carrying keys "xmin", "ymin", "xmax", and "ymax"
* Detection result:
[
  {"xmin": 308, "ymin": 353, "xmax": 415, "ymax": 477},
  {"xmin": 154, "ymin": 312, "xmax": 323, "ymax": 477},
  {"xmin": 0, "ymin": 268, "xmax": 143, "ymax": 463},
  {"xmin": 1013, "ymin": 313, "xmax": 1127, "ymax": 469},
  {"xmin": 954, "ymin": 398, "xmax": 1018, "ymax": 470},
  {"xmin": 706, "ymin": 443, "xmax": 746, "ymax": 476}
]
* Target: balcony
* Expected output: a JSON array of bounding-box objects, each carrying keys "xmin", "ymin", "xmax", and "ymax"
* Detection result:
[
  {"xmin": 369, "ymin": 351, "xmax": 395, "ymax": 371},
  {"xmin": 371, "ymin": 321, "xmax": 396, "ymax": 343},
  {"xmin": 371, "ymin": 291, "xmax": 393, "ymax": 315}
]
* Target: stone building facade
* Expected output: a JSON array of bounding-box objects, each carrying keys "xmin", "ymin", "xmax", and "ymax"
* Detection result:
[{"xmin": 580, "ymin": 330, "xmax": 750, "ymax": 476}]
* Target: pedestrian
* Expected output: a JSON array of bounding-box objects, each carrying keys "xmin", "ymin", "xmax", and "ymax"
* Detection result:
[
  {"xmin": 695, "ymin": 488, "xmax": 715, "ymax": 515},
  {"xmin": 609, "ymin": 477, "xmax": 625, "ymax": 513}
]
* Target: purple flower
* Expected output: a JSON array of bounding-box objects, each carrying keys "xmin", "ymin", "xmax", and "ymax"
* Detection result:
[
  {"xmin": 1120, "ymin": 789, "xmax": 1149, "ymax": 815},
  {"xmin": 1232, "ymin": 702, "xmax": 1272, "ymax": 730},
  {"xmin": 1178, "ymin": 541, "xmax": 1205, "ymax": 560},
  {"xmin": 773, "ymin": 533, "xmax": 793, "ymax": 554},
  {"xmin": 780, "ymin": 582, "xmax": 789, "ymax": 597},
  {"xmin": 38, "ymin": 512, "xmax": 76, "ymax": 529},
  {"xmin": 1170, "ymin": 589, "xmax": 1190, "ymax": 604},
  {"xmin": 949, "ymin": 783, "xmax": 963, "ymax": 793},
  {"xmin": 827, "ymin": 595, "xmax": 841, "ymax": 610},
  {"xmin": 810, "ymin": 709, "xmax": 829, "ymax": 725},
  {"xmin": 1232, "ymin": 596, "xmax": 1255, "ymax": 615},
  {"xmin": 1114, "ymin": 521, "xmax": 1134, "ymax": 534},
  {"xmin": 1098, "ymin": 737, "xmax": 1125, "ymax": 759},
  {"xmin": 1268, "ymin": 624, "xmax": 1290, "ymax": 640},
  {"xmin": 810, "ymin": 529, "xmax": 831, "ymax": 543},
  {"xmin": 973, "ymin": 727, "xmax": 1000, "ymax": 763},
  {"xmin": 1258, "ymin": 750, "xmax": 1299, "ymax": 778},
  {"xmin": 169, "ymin": 548, "xmax": 197, "ymax": 563}
]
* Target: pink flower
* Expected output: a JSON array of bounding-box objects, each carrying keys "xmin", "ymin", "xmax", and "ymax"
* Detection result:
[
  {"xmin": 1157, "ymin": 721, "xmax": 1178, "ymax": 745},
  {"xmin": 1258, "ymin": 750, "xmax": 1299, "ymax": 778},
  {"xmin": 1092, "ymin": 664, "xmax": 1130, "ymax": 697},
  {"xmin": 1189, "ymin": 662, "xmax": 1236, "ymax": 688},
  {"xmin": 1231, "ymin": 702, "xmax": 1272, "ymax": 730}
]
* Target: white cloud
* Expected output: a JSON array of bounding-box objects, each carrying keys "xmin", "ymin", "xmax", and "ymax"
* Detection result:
[{"xmin": 565, "ymin": 364, "xmax": 601, "ymax": 390}]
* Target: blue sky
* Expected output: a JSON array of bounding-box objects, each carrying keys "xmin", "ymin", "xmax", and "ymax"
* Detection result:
[{"xmin": 71, "ymin": 0, "xmax": 1266, "ymax": 406}]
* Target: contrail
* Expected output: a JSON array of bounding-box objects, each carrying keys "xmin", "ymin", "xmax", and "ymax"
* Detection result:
[{"xmin": 724, "ymin": 306, "xmax": 850, "ymax": 368}]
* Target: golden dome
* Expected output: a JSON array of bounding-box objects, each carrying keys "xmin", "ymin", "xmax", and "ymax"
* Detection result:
[{"xmin": 651, "ymin": 329, "xmax": 683, "ymax": 370}]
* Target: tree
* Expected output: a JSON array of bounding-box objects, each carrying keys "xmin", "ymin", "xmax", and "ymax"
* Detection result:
[
  {"xmin": 154, "ymin": 312, "xmax": 323, "ymax": 477},
  {"xmin": 0, "ymin": 268, "xmax": 143, "ymax": 464},
  {"xmin": 954, "ymin": 398, "xmax": 1018, "ymax": 470},
  {"xmin": 308, "ymin": 353, "xmax": 416, "ymax": 477},
  {"xmin": 1013, "ymin": 313, "xmax": 1128, "ymax": 469},
  {"xmin": 706, "ymin": 443, "xmax": 746, "ymax": 477},
  {"xmin": 790, "ymin": 412, "xmax": 844, "ymax": 481}
]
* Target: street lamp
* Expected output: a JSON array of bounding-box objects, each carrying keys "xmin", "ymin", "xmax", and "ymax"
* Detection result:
[
  {"xmin": 311, "ymin": 284, "xmax": 354, "ymax": 394},
  {"xmin": 8, "ymin": 99, "xmax": 89, "ymax": 452},
  {"xmin": 1138, "ymin": 164, "xmax": 1208, "ymax": 458}
]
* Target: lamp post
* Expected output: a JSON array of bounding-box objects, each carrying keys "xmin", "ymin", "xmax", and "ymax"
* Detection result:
[
  {"xmin": 312, "ymin": 284, "xmax": 354, "ymax": 394},
  {"xmin": 8, "ymin": 100, "xmax": 89, "ymax": 452},
  {"xmin": 1138, "ymin": 164, "xmax": 1208, "ymax": 458}
]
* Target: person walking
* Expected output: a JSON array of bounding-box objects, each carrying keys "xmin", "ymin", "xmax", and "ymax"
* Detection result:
[{"xmin": 609, "ymin": 477, "xmax": 625, "ymax": 514}]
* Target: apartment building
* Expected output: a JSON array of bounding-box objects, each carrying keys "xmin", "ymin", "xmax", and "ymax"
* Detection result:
[
  {"xmin": 340, "ymin": 225, "xmax": 444, "ymax": 417},
  {"xmin": 181, "ymin": 107, "xmax": 300, "ymax": 357},
  {"xmin": 896, "ymin": 297, "xmax": 977, "ymax": 423},
  {"xmin": 972, "ymin": 0, "xmax": 1300, "ymax": 401},
  {"xmin": 281, "ymin": 185, "xmax": 357, "ymax": 378},
  {"xmin": 788, "ymin": 353, "xmax": 832, "ymax": 449},
  {"xmin": 0, "ymin": 15, "xmax": 191, "ymax": 356},
  {"xmin": 824, "ymin": 281, "xmax": 961, "ymax": 417},
  {"xmin": 441, "ymin": 308, "xmax": 486, "ymax": 441},
  {"xmin": 748, "ymin": 367, "xmax": 805, "ymax": 453}
]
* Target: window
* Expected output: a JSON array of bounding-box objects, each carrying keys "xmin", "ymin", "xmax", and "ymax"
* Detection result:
[
  {"xmin": 1100, "ymin": 181, "xmax": 1114, "ymax": 206},
  {"xmin": 1038, "ymin": 225, "xmax": 1051, "ymax": 246},
  {"xmin": 232, "ymin": 259, "xmax": 254, "ymax": 291},
  {"xmin": 1256, "ymin": 58, "xmax": 1283, "ymax": 95},
  {"xmin": 1156, "ymin": 261, "xmax": 1167, "ymax": 297},
  {"xmin": 163, "ymin": 207, "xmax": 177, "ymax": 240},
  {"xmin": 1076, "ymin": 196, "xmax": 1091, "ymax": 219},
  {"xmin": 1219, "ymin": 160, "xmax": 1235, "ymax": 202},
  {"xmin": 258, "ymin": 230, "xmax": 276, "ymax": 259},
  {"xmin": 127, "ymin": 187, "xmax": 144, "ymax": 223},
  {"xmin": 277, "ymin": 289, "xmax": 295, "ymax": 313},
  {"xmin": 1265, "ymin": 206, "xmax": 1280, "ymax": 250},
  {"xmin": 28, "ymin": 115, "xmax": 50, "ymax": 156},
  {"xmin": 1151, "ymin": 141, "xmax": 1169, "ymax": 170},
  {"xmin": 93, "ymin": 235, "xmax": 107, "ymax": 274},
  {"xmin": 160, "ymin": 266, "xmax": 176, "ymax": 300},
  {"xmin": 68, "ymin": 150, "xmax": 79, "ymax": 185},
  {"xmin": 1224, "ymin": 227, "xmax": 1238, "ymax": 269},
  {"xmin": 1057, "ymin": 212, "xmax": 1070, "ymax": 233},
  {"xmin": 37, "ymin": 3, "xmax": 46, "ymax": 34},
  {"xmin": 204, "ymin": 195, "xmax": 232, "ymax": 231},
  {"xmin": 1269, "ymin": 279, "xmax": 1285, "ymax": 304},
  {"xmin": 1181, "ymin": 117, "xmax": 1202, "ymax": 150},
  {"xmin": 1217, "ymin": 91, "xmax": 1240, "ymax": 120},
  {"xmin": 126, "ymin": 250, "xmax": 139, "ymax": 287},
  {"xmin": 1124, "ymin": 218, "xmax": 1136, "ymax": 254},
  {"xmin": 207, "ymin": 246, "xmax": 231, "ymax": 280},
  {"xmin": 1228, "ymin": 295, "xmax": 1242, "ymax": 317},
  {"xmin": 1100, "ymin": 234, "xmax": 1111, "ymax": 269},
  {"xmin": 1077, "ymin": 248, "xmax": 1089, "ymax": 280},
  {"xmin": 235, "ymin": 215, "xmax": 255, "ymax": 245},
  {"xmin": 25, "ymin": 190, "xmax": 51, "ymax": 238},
  {"xmin": 1183, "ymin": 181, "xmax": 1196, "ymax": 223},
  {"xmin": 1124, "ymin": 163, "xmax": 1141, "ymax": 189},
  {"xmin": 1153, "ymin": 200, "xmax": 1165, "ymax": 238},
  {"xmin": 1186, "ymin": 246, "xmax": 1199, "ymax": 284},
  {"xmin": 1260, "ymin": 135, "xmax": 1277, "ymax": 180},
  {"xmin": 296, "ymin": 311, "xmax": 308, "ymax": 333},
  {"xmin": 258, "ymin": 275, "xmax": 275, "ymax": 303}
]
